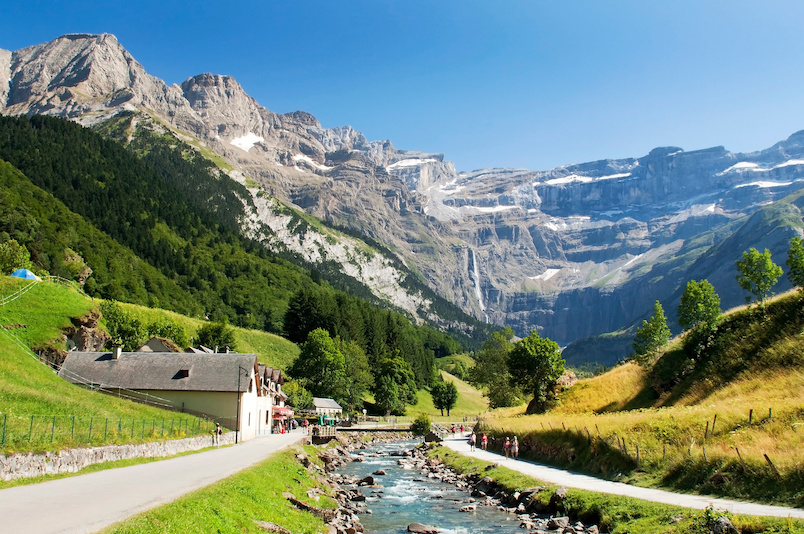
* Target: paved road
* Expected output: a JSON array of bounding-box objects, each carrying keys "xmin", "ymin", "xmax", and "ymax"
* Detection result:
[
  {"xmin": 441, "ymin": 436, "xmax": 804, "ymax": 519},
  {"xmin": 0, "ymin": 432, "xmax": 304, "ymax": 534}
]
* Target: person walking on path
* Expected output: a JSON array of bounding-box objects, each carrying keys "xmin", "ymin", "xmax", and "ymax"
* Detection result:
[
  {"xmin": 503, "ymin": 436, "xmax": 511, "ymax": 459},
  {"xmin": 214, "ymin": 422, "xmax": 222, "ymax": 447},
  {"xmin": 481, "ymin": 433, "xmax": 488, "ymax": 450},
  {"xmin": 511, "ymin": 435, "xmax": 519, "ymax": 459},
  {"xmin": 469, "ymin": 432, "xmax": 476, "ymax": 451}
]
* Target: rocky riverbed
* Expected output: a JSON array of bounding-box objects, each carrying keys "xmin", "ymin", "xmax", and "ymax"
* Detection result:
[{"xmin": 300, "ymin": 434, "xmax": 603, "ymax": 534}]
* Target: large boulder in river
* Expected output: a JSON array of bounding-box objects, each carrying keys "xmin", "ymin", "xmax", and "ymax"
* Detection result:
[{"xmin": 407, "ymin": 523, "xmax": 439, "ymax": 533}]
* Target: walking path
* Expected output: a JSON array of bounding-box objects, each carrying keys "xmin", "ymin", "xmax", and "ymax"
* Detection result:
[
  {"xmin": 0, "ymin": 432, "xmax": 304, "ymax": 534},
  {"xmin": 441, "ymin": 436, "xmax": 804, "ymax": 519}
]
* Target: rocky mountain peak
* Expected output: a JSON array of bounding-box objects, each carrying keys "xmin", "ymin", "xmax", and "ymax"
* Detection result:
[
  {"xmin": 5, "ymin": 33, "xmax": 804, "ymax": 360},
  {"xmin": 181, "ymin": 73, "xmax": 254, "ymax": 111}
]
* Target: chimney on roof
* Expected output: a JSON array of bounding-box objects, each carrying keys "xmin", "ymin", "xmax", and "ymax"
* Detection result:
[{"xmin": 112, "ymin": 346, "xmax": 122, "ymax": 360}]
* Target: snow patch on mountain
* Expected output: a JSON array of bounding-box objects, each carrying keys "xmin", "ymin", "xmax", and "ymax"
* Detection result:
[
  {"xmin": 544, "ymin": 172, "xmax": 630, "ymax": 185},
  {"xmin": 293, "ymin": 154, "xmax": 333, "ymax": 171},
  {"xmin": 529, "ymin": 269, "xmax": 560, "ymax": 281},
  {"xmin": 230, "ymin": 133, "xmax": 263, "ymax": 152},
  {"xmin": 735, "ymin": 180, "xmax": 794, "ymax": 189},
  {"xmin": 387, "ymin": 158, "xmax": 438, "ymax": 170}
]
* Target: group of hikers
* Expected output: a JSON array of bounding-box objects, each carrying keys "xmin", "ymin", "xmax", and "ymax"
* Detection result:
[{"xmin": 463, "ymin": 428, "xmax": 519, "ymax": 459}]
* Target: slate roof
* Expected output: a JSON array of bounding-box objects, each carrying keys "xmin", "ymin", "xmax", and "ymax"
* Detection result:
[
  {"xmin": 313, "ymin": 397, "xmax": 342, "ymax": 410},
  {"xmin": 59, "ymin": 352, "xmax": 258, "ymax": 392}
]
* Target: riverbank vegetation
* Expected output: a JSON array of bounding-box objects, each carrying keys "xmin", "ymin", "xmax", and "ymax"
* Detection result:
[
  {"xmin": 476, "ymin": 290, "xmax": 804, "ymax": 507},
  {"xmin": 431, "ymin": 445, "xmax": 804, "ymax": 534}
]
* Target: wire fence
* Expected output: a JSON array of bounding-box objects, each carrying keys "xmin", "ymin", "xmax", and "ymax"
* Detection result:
[{"xmin": 0, "ymin": 414, "xmax": 235, "ymax": 453}]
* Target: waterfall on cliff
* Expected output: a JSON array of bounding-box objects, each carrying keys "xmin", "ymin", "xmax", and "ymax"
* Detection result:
[{"xmin": 469, "ymin": 248, "xmax": 488, "ymax": 321}]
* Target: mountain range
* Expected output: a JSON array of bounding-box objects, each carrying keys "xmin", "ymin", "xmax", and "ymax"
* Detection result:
[{"xmin": 3, "ymin": 33, "xmax": 804, "ymax": 364}]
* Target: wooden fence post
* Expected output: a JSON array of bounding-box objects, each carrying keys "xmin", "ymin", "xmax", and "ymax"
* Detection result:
[
  {"xmin": 735, "ymin": 447, "xmax": 746, "ymax": 470},
  {"xmin": 711, "ymin": 414, "xmax": 717, "ymax": 436},
  {"xmin": 764, "ymin": 454, "xmax": 781, "ymax": 479},
  {"xmin": 749, "ymin": 409, "xmax": 753, "ymax": 425}
]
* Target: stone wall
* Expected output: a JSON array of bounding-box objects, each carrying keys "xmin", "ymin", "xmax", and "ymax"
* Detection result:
[{"xmin": 0, "ymin": 431, "xmax": 235, "ymax": 481}]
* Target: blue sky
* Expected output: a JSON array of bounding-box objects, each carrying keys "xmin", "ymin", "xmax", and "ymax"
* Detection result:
[{"xmin": 4, "ymin": 1, "xmax": 804, "ymax": 172}]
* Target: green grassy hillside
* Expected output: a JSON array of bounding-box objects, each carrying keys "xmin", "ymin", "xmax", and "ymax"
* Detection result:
[
  {"xmin": 113, "ymin": 301, "xmax": 300, "ymax": 370},
  {"xmin": 479, "ymin": 290, "xmax": 804, "ymax": 507},
  {"xmin": 0, "ymin": 278, "xmax": 210, "ymax": 454}
]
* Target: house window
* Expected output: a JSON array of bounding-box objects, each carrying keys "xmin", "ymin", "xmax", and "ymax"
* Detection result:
[
  {"xmin": 248, "ymin": 413, "xmax": 251, "ymax": 426},
  {"xmin": 173, "ymin": 369, "xmax": 190, "ymax": 379},
  {"xmin": 248, "ymin": 379, "xmax": 253, "ymax": 393}
]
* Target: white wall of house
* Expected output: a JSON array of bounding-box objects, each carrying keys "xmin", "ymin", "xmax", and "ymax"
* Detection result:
[{"xmin": 137, "ymin": 368, "xmax": 263, "ymax": 441}]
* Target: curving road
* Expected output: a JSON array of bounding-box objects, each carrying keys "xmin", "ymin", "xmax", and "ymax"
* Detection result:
[
  {"xmin": 441, "ymin": 435, "xmax": 804, "ymax": 519},
  {"xmin": 0, "ymin": 432, "xmax": 304, "ymax": 534}
]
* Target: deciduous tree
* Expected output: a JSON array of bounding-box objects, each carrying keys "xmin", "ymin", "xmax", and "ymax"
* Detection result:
[
  {"xmin": 678, "ymin": 279, "xmax": 721, "ymax": 332},
  {"xmin": 431, "ymin": 380, "xmax": 458, "ymax": 416},
  {"xmin": 195, "ymin": 321, "xmax": 237, "ymax": 352},
  {"xmin": 631, "ymin": 300, "xmax": 671, "ymax": 365},
  {"xmin": 736, "ymin": 247, "xmax": 783, "ymax": 309},
  {"xmin": 786, "ymin": 237, "xmax": 804, "ymax": 291},
  {"xmin": 507, "ymin": 330, "xmax": 564, "ymax": 414},
  {"xmin": 410, "ymin": 413, "xmax": 432, "ymax": 440},
  {"xmin": 288, "ymin": 328, "xmax": 346, "ymax": 403},
  {"xmin": 0, "ymin": 239, "xmax": 33, "ymax": 274},
  {"xmin": 470, "ymin": 327, "xmax": 522, "ymax": 408}
]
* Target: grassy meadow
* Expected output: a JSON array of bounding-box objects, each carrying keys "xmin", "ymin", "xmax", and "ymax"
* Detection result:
[
  {"xmin": 0, "ymin": 277, "xmax": 212, "ymax": 454},
  {"xmin": 476, "ymin": 291, "xmax": 804, "ymax": 507}
]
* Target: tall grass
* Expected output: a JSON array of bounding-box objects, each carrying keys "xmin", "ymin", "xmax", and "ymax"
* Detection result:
[{"xmin": 478, "ymin": 291, "xmax": 804, "ymax": 507}]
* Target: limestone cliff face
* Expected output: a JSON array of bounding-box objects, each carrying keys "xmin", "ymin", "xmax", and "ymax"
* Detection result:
[{"xmin": 5, "ymin": 33, "xmax": 804, "ymax": 352}]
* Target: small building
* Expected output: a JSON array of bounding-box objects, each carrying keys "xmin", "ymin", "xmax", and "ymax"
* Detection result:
[
  {"xmin": 58, "ymin": 349, "xmax": 289, "ymax": 441},
  {"xmin": 313, "ymin": 397, "xmax": 343, "ymax": 417}
]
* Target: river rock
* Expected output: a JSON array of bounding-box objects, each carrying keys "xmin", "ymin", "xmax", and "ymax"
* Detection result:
[
  {"xmin": 407, "ymin": 523, "xmax": 439, "ymax": 533},
  {"xmin": 458, "ymin": 503, "xmax": 476, "ymax": 512},
  {"xmin": 713, "ymin": 516, "xmax": 738, "ymax": 534},
  {"xmin": 549, "ymin": 487, "xmax": 569, "ymax": 509},
  {"xmin": 547, "ymin": 516, "xmax": 570, "ymax": 529},
  {"xmin": 358, "ymin": 475, "xmax": 374, "ymax": 486},
  {"xmin": 372, "ymin": 469, "xmax": 387, "ymax": 475}
]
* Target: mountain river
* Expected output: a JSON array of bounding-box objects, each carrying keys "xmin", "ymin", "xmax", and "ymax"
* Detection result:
[{"xmin": 335, "ymin": 439, "xmax": 524, "ymax": 534}]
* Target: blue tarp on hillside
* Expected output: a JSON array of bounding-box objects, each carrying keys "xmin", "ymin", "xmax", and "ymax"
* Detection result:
[{"xmin": 10, "ymin": 268, "xmax": 39, "ymax": 280}]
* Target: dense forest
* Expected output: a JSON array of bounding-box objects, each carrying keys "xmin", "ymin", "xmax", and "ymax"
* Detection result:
[{"xmin": 0, "ymin": 113, "xmax": 471, "ymax": 388}]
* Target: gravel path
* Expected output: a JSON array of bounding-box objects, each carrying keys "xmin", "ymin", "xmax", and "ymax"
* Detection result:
[
  {"xmin": 0, "ymin": 432, "xmax": 304, "ymax": 534},
  {"xmin": 441, "ymin": 435, "xmax": 804, "ymax": 519}
]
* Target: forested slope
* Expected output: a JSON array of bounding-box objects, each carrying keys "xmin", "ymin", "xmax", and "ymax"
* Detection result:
[{"xmin": 0, "ymin": 114, "xmax": 464, "ymax": 392}]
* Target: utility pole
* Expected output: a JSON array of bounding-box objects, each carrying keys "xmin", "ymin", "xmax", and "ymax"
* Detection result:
[{"xmin": 235, "ymin": 365, "xmax": 248, "ymax": 444}]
